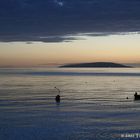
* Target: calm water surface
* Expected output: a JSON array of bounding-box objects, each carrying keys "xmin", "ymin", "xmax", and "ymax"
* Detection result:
[{"xmin": 0, "ymin": 68, "xmax": 140, "ymax": 140}]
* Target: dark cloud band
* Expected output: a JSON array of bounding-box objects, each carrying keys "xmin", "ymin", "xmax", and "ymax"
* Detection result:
[{"xmin": 0, "ymin": 0, "xmax": 140, "ymax": 42}]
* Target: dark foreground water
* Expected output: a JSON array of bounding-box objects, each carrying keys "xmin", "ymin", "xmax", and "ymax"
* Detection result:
[{"xmin": 0, "ymin": 68, "xmax": 140, "ymax": 140}]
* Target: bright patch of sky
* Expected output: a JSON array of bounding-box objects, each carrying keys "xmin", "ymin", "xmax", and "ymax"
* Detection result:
[{"xmin": 54, "ymin": 0, "xmax": 64, "ymax": 7}]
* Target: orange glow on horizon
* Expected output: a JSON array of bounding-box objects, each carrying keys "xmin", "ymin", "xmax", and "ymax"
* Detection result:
[{"xmin": 0, "ymin": 33, "xmax": 140, "ymax": 67}]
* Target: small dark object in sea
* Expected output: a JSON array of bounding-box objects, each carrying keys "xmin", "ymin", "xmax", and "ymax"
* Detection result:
[
  {"xmin": 134, "ymin": 92, "xmax": 140, "ymax": 100},
  {"xmin": 126, "ymin": 97, "xmax": 128, "ymax": 99},
  {"xmin": 55, "ymin": 95, "xmax": 60, "ymax": 102}
]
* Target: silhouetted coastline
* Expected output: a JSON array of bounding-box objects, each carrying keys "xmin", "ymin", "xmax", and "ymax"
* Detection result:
[{"xmin": 60, "ymin": 62, "xmax": 132, "ymax": 68}]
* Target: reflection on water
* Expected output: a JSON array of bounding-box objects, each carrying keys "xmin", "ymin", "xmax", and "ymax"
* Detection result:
[{"xmin": 0, "ymin": 68, "xmax": 140, "ymax": 140}]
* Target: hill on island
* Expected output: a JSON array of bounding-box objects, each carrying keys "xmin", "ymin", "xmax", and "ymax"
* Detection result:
[{"xmin": 60, "ymin": 62, "xmax": 131, "ymax": 68}]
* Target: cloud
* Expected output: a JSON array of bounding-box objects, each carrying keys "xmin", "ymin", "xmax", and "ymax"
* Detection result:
[
  {"xmin": 54, "ymin": 0, "xmax": 64, "ymax": 7},
  {"xmin": 0, "ymin": 0, "xmax": 140, "ymax": 42},
  {"xmin": 0, "ymin": 34, "xmax": 83, "ymax": 43}
]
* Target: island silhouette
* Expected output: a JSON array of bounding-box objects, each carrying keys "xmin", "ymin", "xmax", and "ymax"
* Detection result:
[{"xmin": 60, "ymin": 62, "xmax": 131, "ymax": 68}]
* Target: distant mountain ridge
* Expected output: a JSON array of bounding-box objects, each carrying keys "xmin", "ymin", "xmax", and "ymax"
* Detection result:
[{"xmin": 60, "ymin": 62, "xmax": 131, "ymax": 68}]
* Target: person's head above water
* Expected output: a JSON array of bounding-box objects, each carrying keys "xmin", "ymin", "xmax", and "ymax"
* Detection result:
[
  {"xmin": 55, "ymin": 95, "xmax": 60, "ymax": 102},
  {"xmin": 134, "ymin": 92, "xmax": 138, "ymax": 98}
]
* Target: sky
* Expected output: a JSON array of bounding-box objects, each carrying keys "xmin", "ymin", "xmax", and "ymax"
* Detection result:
[{"xmin": 0, "ymin": 0, "xmax": 140, "ymax": 67}]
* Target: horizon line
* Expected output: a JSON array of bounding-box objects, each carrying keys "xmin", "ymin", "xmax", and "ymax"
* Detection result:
[{"xmin": 1, "ymin": 62, "xmax": 140, "ymax": 68}]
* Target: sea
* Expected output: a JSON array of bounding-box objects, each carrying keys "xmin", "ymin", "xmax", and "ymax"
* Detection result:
[{"xmin": 0, "ymin": 67, "xmax": 140, "ymax": 140}]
